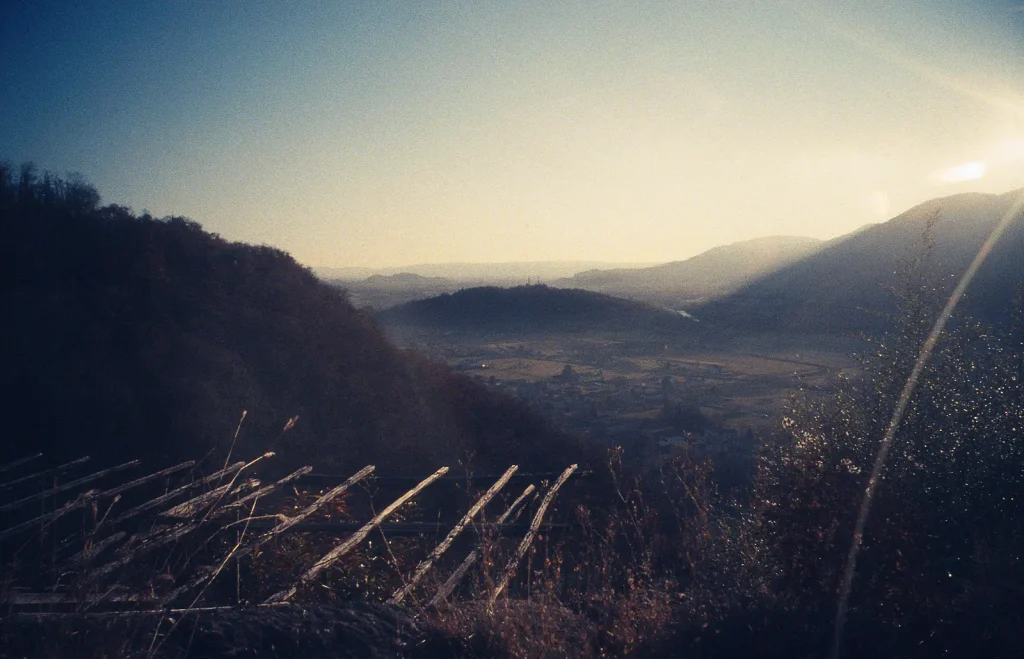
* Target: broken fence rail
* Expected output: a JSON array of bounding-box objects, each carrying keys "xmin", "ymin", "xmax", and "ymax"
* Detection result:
[{"xmin": 2, "ymin": 453, "xmax": 583, "ymax": 614}]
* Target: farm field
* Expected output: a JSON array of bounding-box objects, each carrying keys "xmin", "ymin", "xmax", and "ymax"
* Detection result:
[{"xmin": 389, "ymin": 330, "xmax": 861, "ymax": 438}]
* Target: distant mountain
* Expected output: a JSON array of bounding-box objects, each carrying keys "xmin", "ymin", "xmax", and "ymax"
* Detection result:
[
  {"xmin": 337, "ymin": 272, "xmax": 462, "ymax": 310},
  {"xmin": 553, "ymin": 236, "xmax": 823, "ymax": 306},
  {"xmin": 361, "ymin": 272, "xmax": 454, "ymax": 288},
  {"xmin": 700, "ymin": 189, "xmax": 1024, "ymax": 333},
  {"xmin": 316, "ymin": 261, "xmax": 659, "ymax": 284},
  {"xmin": 0, "ymin": 170, "xmax": 585, "ymax": 474},
  {"xmin": 377, "ymin": 284, "xmax": 695, "ymax": 336},
  {"xmin": 314, "ymin": 266, "xmax": 380, "ymax": 280}
]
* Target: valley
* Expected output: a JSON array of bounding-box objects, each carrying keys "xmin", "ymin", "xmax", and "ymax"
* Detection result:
[
  {"xmin": 398, "ymin": 332, "xmax": 856, "ymax": 432},
  {"xmin": 380, "ymin": 319, "xmax": 861, "ymax": 488},
  {"xmin": 355, "ymin": 188, "xmax": 1023, "ymax": 479}
]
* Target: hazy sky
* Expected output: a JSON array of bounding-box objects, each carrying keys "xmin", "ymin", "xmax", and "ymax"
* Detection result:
[{"xmin": 3, "ymin": 1, "xmax": 1023, "ymax": 268}]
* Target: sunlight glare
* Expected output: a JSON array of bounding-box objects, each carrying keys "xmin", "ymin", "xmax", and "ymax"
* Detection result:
[{"xmin": 938, "ymin": 161, "xmax": 987, "ymax": 183}]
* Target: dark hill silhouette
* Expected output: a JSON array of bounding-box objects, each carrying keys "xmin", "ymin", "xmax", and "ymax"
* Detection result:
[
  {"xmin": 699, "ymin": 189, "xmax": 1024, "ymax": 333},
  {"xmin": 0, "ymin": 164, "xmax": 584, "ymax": 474},
  {"xmin": 553, "ymin": 236, "xmax": 823, "ymax": 305},
  {"xmin": 377, "ymin": 284, "xmax": 695, "ymax": 335}
]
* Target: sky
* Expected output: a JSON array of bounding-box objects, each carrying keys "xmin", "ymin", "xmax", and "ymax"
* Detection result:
[{"xmin": 2, "ymin": 1, "xmax": 1023, "ymax": 268}]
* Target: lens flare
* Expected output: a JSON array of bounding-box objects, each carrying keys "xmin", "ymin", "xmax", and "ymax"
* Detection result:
[{"xmin": 938, "ymin": 161, "xmax": 987, "ymax": 183}]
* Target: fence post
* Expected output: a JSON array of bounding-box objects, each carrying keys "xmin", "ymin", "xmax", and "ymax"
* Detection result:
[
  {"xmin": 490, "ymin": 465, "xmax": 577, "ymax": 605},
  {"xmin": 266, "ymin": 466, "xmax": 449, "ymax": 603},
  {"xmin": 389, "ymin": 465, "xmax": 518, "ymax": 605},
  {"xmin": 428, "ymin": 482, "xmax": 536, "ymax": 608}
]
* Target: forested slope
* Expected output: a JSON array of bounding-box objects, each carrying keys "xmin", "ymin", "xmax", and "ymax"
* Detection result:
[{"xmin": 0, "ymin": 165, "xmax": 583, "ymax": 474}]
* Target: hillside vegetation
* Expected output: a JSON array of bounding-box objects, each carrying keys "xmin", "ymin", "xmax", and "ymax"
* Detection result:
[
  {"xmin": 0, "ymin": 164, "xmax": 584, "ymax": 474},
  {"xmin": 378, "ymin": 284, "xmax": 695, "ymax": 335}
]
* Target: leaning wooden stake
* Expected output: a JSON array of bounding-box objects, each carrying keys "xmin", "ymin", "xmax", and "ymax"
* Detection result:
[
  {"xmin": 204, "ymin": 465, "xmax": 312, "ymax": 520},
  {"xmin": 160, "ymin": 465, "xmax": 372, "ymax": 607},
  {"xmin": 0, "ymin": 453, "xmax": 43, "ymax": 476},
  {"xmin": 0, "ymin": 459, "xmax": 140, "ymax": 514},
  {"xmin": 490, "ymin": 464, "xmax": 577, "ymax": 605},
  {"xmin": 0, "ymin": 456, "xmax": 91, "ymax": 491},
  {"xmin": 266, "ymin": 466, "xmax": 449, "ymax": 603},
  {"xmin": 96, "ymin": 461, "xmax": 194, "ymax": 501},
  {"xmin": 0, "ymin": 461, "xmax": 191, "ymax": 541},
  {"xmin": 161, "ymin": 480, "xmax": 244, "ymax": 518},
  {"xmin": 0, "ymin": 494, "xmax": 89, "ymax": 542},
  {"xmin": 428, "ymin": 483, "xmax": 536, "ymax": 608},
  {"xmin": 107, "ymin": 461, "xmax": 246, "ymax": 526},
  {"xmin": 254, "ymin": 464, "xmax": 375, "ymax": 539},
  {"xmin": 389, "ymin": 465, "xmax": 518, "ymax": 605}
]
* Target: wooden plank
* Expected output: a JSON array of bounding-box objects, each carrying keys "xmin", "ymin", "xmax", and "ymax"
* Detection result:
[
  {"xmin": 0, "ymin": 453, "xmax": 43, "ymax": 476},
  {"xmin": 159, "ymin": 465, "xmax": 372, "ymax": 607},
  {"xmin": 193, "ymin": 451, "xmax": 276, "ymax": 524},
  {"xmin": 0, "ymin": 456, "xmax": 91, "ymax": 491},
  {"xmin": 251, "ymin": 465, "xmax": 375, "ymax": 539},
  {"xmin": 490, "ymin": 465, "xmax": 577, "ymax": 604},
  {"xmin": 388, "ymin": 465, "xmax": 518, "ymax": 604},
  {"xmin": 430, "ymin": 552, "xmax": 478, "ymax": 607},
  {"xmin": 98, "ymin": 461, "xmax": 194, "ymax": 500},
  {"xmin": 0, "ymin": 460, "xmax": 140, "ymax": 514},
  {"xmin": 0, "ymin": 462, "xmax": 191, "ymax": 541},
  {"xmin": 106, "ymin": 461, "xmax": 246, "ymax": 526},
  {"xmin": 89, "ymin": 474, "xmax": 263, "ymax": 581},
  {"xmin": 428, "ymin": 483, "xmax": 536, "ymax": 607},
  {"xmin": 203, "ymin": 466, "xmax": 312, "ymax": 520},
  {"xmin": 0, "ymin": 493, "xmax": 92, "ymax": 541},
  {"xmin": 265, "ymin": 466, "xmax": 448, "ymax": 603},
  {"xmin": 160, "ymin": 481, "xmax": 240, "ymax": 519},
  {"xmin": 88, "ymin": 521, "xmax": 199, "ymax": 580}
]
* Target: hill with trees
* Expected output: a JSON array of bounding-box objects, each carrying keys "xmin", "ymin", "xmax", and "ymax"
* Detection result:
[
  {"xmin": 699, "ymin": 189, "xmax": 1024, "ymax": 333},
  {"xmin": 0, "ymin": 163, "xmax": 585, "ymax": 474},
  {"xmin": 376, "ymin": 284, "xmax": 696, "ymax": 336}
]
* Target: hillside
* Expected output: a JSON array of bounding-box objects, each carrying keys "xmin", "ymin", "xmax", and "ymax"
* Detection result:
[
  {"xmin": 553, "ymin": 236, "xmax": 823, "ymax": 306},
  {"xmin": 377, "ymin": 284, "xmax": 695, "ymax": 335},
  {"xmin": 700, "ymin": 189, "xmax": 1024, "ymax": 333},
  {"xmin": 0, "ymin": 168, "xmax": 584, "ymax": 474}
]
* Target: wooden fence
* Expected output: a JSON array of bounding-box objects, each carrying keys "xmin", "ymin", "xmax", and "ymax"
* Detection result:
[{"xmin": 0, "ymin": 452, "xmax": 583, "ymax": 616}]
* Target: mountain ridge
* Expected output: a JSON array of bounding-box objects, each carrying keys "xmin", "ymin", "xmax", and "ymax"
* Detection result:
[
  {"xmin": 698, "ymin": 188, "xmax": 1024, "ymax": 332},
  {"xmin": 552, "ymin": 235, "xmax": 824, "ymax": 306}
]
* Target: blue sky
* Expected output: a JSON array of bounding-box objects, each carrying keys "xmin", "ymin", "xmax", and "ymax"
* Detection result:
[{"xmin": 2, "ymin": 1, "xmax": 1023, "ymax": 267}]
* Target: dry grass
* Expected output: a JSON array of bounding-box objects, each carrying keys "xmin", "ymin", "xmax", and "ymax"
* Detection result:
[
  {"xmin": 412, "ymin": 446, "xmax": 716, "ymax": 658},
  {"xmin": 1, "ymin": 442, "xmax": 724, "ymax": 658}
]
